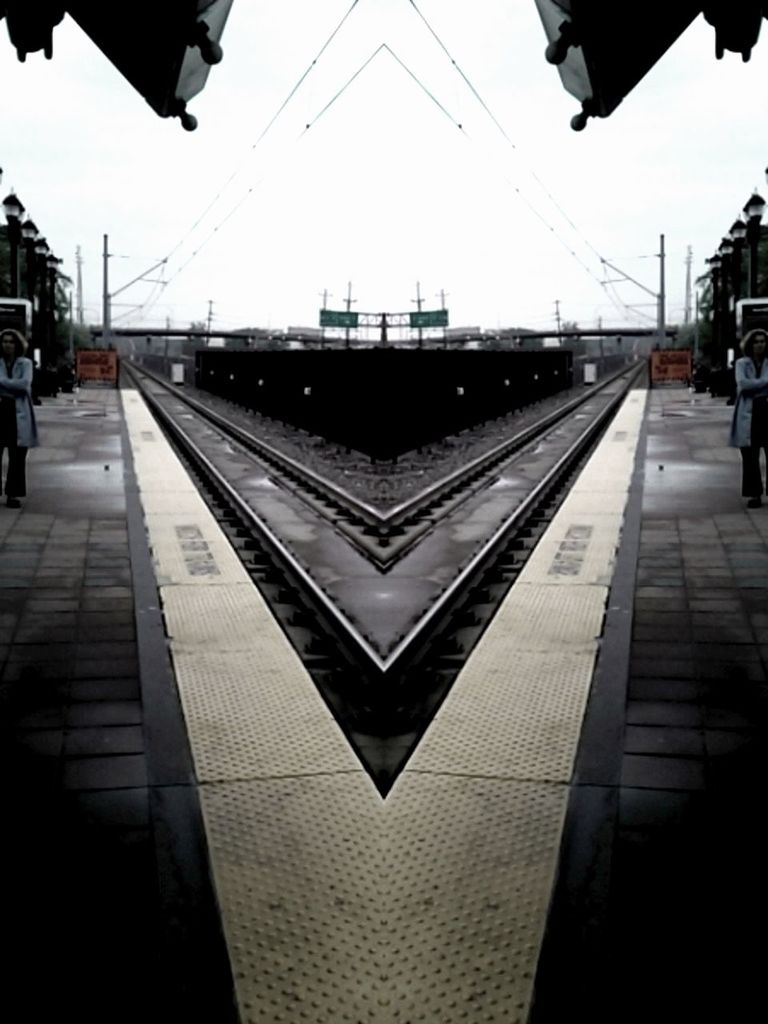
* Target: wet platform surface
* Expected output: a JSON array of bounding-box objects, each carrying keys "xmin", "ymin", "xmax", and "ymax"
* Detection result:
[
  {"xmin": 533, "ymin": 387, "xmax": 768, "ymax": 1023},
  {"xmin": 1, "ymin": 389, "xmax": 235, "ymax": 1023},
  {"xmin": 2, "ymin": 383, "xmax": 766, "ymax": 1022}
]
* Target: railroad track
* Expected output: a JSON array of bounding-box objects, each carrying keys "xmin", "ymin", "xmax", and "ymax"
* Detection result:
[
  {"xmin": 123, "ymin": 359, "xmax": 646, "ymax": 792},
  {"xmin": 124, "ymin": 358, "xmax": 641, "ymax": 566}
]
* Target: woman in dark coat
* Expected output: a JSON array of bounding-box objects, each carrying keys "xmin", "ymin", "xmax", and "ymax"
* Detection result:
[
  {"xmin": 729, "ymin": 328, "xmax": 768, "ymax": 508},
  {"xmin": 0, "ymin": 328, "xmax": 39, "ymax": 508}
]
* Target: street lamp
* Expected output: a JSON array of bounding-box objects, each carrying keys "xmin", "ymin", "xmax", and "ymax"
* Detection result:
[
  {"xmin": 742, "ymin": 191, "xmax": 765, "ymax": 296},
  {"xmin": 2, "ymin": 190, "xmax": 26, "ymax": 296},
  {"xmin": 706, "ymin": 252, "xmax": 723, "ymax": 368},
  {"xmin": 20, "ymin": 217, "xmax": 38, "ymax": 300},
  {"xmin": 718, "ymin": 237, "xmax": 735, "ymax": 370},
  {"xmin": 729, "ymin": 218, "xmax": 747, "ymax": 303},
  {"xmin": 45, "ymin": 251, "xmax": 61, "ymax": 376},
  {"xmin": 34, "ymin": 236, "xmax": 49, "ymax": 365}
]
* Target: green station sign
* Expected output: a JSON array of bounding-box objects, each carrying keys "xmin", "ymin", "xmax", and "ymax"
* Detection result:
[
  {"xmin": 409, "ymin": 309, "xmax": 448, "ymax": 328},
  {"xmin": 320, "ymin": 309, "xmax": 359, "ymax": 328}
]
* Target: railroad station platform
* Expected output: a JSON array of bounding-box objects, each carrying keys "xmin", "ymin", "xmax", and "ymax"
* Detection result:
[{"xmin": 1, "ymin": 382, "xmax": 765, "ymax": 1022}]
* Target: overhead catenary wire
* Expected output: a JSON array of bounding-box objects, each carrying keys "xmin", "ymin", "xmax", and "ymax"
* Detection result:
[
  {"xmin": 146, "ymin": 5, "xmax": 647, "ymax": 328},
  {"xmin": 164, "ymin": 0, "xmax": 362, "ymax": 261},
  {"xmin": 406, "ymin": 0, "xmax": 652, "ymax": 324},
  {"xmin": 163, "ymin": 42, "xmax": 466, "ymax": 294},
  {"xmin": 302, "ymin": 42, "xmax": 465, "ymax": 136},
  {"xmin": 138, "ymin": 0, "xmax": 364, "ymax": 320}
]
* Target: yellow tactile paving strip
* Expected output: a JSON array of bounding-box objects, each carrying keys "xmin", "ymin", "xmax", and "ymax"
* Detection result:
[{"xmin": 122, "ymin": 387, "xmax": 647, "ymax": 1022}]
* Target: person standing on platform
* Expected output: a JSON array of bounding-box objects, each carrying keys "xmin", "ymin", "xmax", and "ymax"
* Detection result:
[
  {"xmin": 729, "ymin": 328, "xmax": 768, "ymax": 509},
  {"xmin": 0, "ymin": 329, "xmax": 39, "ymax": 509}
]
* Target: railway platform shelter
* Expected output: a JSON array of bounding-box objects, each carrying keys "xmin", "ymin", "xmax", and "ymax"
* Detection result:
[{"xmin": 1, "ymin": 380, "xmax": 765, "ymax": 1022}]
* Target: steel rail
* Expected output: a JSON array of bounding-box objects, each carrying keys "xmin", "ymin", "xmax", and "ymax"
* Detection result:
[
  {"xmin": 127, "ymin": 360, "xmax": 643, "ymax": 680},
  {"xmin": 126, "ymin": 357, "xmax": 640, "ymax": 536},
  {"xmin": 377, "ymin": 372, "xmax": 643, "ymax": 674},
  {"xmin": 379, "ymin": 359, "xmax": 644, "ymax": 527},
  {"xmin": 123, "ymin": 362, "xmax": 383, "ymax": 523},
  {"xmin": 131, "ymin": 375, "xmax": 388, "ymax": 672}
]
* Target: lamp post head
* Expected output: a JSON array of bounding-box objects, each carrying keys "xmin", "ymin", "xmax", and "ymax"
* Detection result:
[
  {"xmin": 34, "ymin": 236, "xmax": 49, "ymax": 257},
  {"xmin": 719, "ymin": 237, "xmax": 734, "ymax": 258},
  {"xmin": 743, "ymin": 192, "xmax": 766, "ymax": 222},
  {"xmin": 2, "ymin": 191, "xmax": 25, "ymax": 222},
  {"xmin": 730, "ymin": 218, "xmax": 747, "ymax": 241},
  {"xmin": 21, "ymin": 218, "xmax": 38, "ymax": 241}
]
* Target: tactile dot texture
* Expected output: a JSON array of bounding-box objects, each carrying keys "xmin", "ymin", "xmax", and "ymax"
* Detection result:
[
  {"xmin": 172, "ymin": 648, "xmax": 358, "ymax": 781},
  {"xmin": 161, "ymin": 582, "xmax": 289, "ymax": 651},
  {"xmin": 383, "ymin": 773, "xmax": 567, "ymax": 1023},
  {"xmin": 201, "ymin": 773, "xmax": 566, "ymax": 1024},
  {"xmin": 409, "ymin": 648, "xmax": 597, "ymax": 780},
  {"xmin": 557, "ymin": 489, "xmax": 629, "ymax": 515},
  {"xmin": 200, "ymin": 775, "xmax": 386, "ymax": 1024},
  {"xmin": 482, "ymin": 582, "xmax": 608, "ymax": 650}
]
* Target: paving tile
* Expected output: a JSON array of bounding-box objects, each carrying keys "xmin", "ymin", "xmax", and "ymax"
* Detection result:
[
  {"xmin": 621, "ymin": 754, "xmax": 706, "ymax": 790},
  {"xmin": 635, "ymin": 597, "xmax": 688, "ymax": 612},
  {"xmin": 688, "ymin": 600, "xmax": 744, "ymax": 614},
  {"xmin": 692, "ymin": 625, "xmax": 754, "ymax": 644},
  {"xmin": 704, "ymin": 729, "xmax": 757, "ymax": 757},
  {"xmin": 24, "ymin": 599, "xmax": 80, "ymax": 612},
  {"xmin": 702, "ymin": 707, "xmax": 756, "ymax": 729},
  {"xmin": 3, "ymin": 728, "xmax": 64, "ymax": 757},
  {"xmin": 64, "ymin": 726, "xmax": 144, "ymax": 757},
  {"xmin": 65, "ymin": 787, "xmax": 150, "ymax": 828},
  {"xmin": 694, "ymin": 659, "xmax": 766, "ymax": 683},
  {"xmin": 67, "ymin": 701, "xmax": 142, "ymax": 727},
  {"xmin": 625, "ymin": 726, "xmax": 705, "ymax": 757},
  {"xmin": 636, "ymin": 587, "xmax": 686, "ymax": 599},
  {"xmin": 69, "ymin": 678, "xmax": 141, "ymax": 702},
  {"xmin": 631, "ymin": 641, "xmax": 694, "ymax": 660},
  {"xmin": 632, "ymin": 610, "xmax": 691, "ymax": 627},
  {"xmin": 77, "ymin": 626, "xmax": 136, "ymax": 643},
  {"xmin": 632, "ymin": 626, "xmax": 694, "ymax": 643},
  {"xmin": 626, "ymin": 701, "xmax": 703, "ymax": 727},
  {"xmin": 619, "ymin": 787, "xmax": 706, "ymax": 829},
  {"xmin": 6, "ymin": 643, "xmax": 77, "ymax": 662},
  {"xmin": 74, "ymin": 642, "xmax": 137, "ymax": 660},
  {"xmin": 630, "ymin": 659, "xmax": 695, "ymax": 680},
  {"xmin": 626, "ymin": 679, "xmax": 700, "ymax": 704},
  {"xmin": 1, "ymin": 660, "xmax": 74, "ymax": 682},
  {"xmin": 74, "ymin": 657, "xmax": 139, "ymax": 679},
  {"xmin": 62, "ymin": 754, "xmax": 148, "ymax": 791}
]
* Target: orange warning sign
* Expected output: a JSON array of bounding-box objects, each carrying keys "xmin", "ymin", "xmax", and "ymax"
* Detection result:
[
  {"xmin": 76, "ymin": 349, "xmax": 119, "ymax": 387},
  {"xmin": 650, "ymin": 349, "xmax": 691, "ymax": 386}
]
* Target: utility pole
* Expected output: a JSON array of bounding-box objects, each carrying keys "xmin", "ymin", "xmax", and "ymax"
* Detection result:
[
  {"xmin": 206, "ymin": 299, "xmax": 214, "ymax": 337},
  {"xmin": 102, "ymin": 234, "xmax": 110, "ymax": 348},
  {"xmin": 599, "ymin": 237, "xmax": 666, "ymax": 352},
  {"xmin": 319, "ymin": 288, "xmax": 332, "ymax": 308},
  {"xmin": 68, "ymin": 289, "xmax": 74, "ymax": 362},
  {"xmin": 658, "ymin": 233, "xmax": 666, "ymax": 348},
  {"xmin": 554, "ymin": 299, "xmax": 562, "ymax": 338},
  {"xmin": 344, "ymin": 280, "xmax": 356, "ymax": 349},
  {"xmin": 684, "ymin": 244, "xmax": 693, "ymax": 324},
  {"xmin": 412, "ymin": 280, "xmax": 424, "ymax": 348},
  {"xmin": 75, "ymin": 245, "xmax": 84, "ymax": 324},
  {"xmin": 436, "ymin": 289, "xmax": 449, "ymax": 346}
]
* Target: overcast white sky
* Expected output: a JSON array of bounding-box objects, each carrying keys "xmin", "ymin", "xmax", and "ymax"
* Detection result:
[{"xmin": 2, "ymin": 1, "xmax": 768, "ymax": 335}]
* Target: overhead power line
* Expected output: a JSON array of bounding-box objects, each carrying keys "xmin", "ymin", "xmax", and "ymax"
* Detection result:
[
  {"xmin": 165, "ymin": 0, "xmax": 363, "ymax": 261},
  {"xmin": 405, "ymin": 0, "xmax": 647, "ymax": 324}
]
